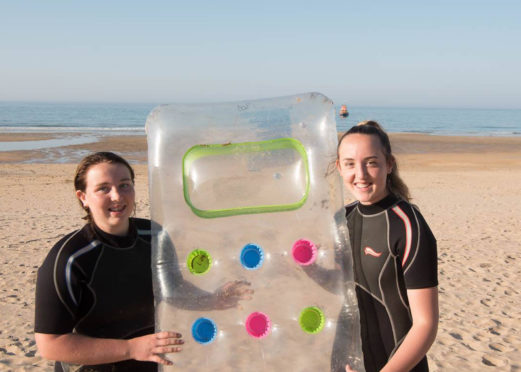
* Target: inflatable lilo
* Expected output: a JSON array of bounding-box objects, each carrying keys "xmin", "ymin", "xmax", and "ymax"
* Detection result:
[{"xmin": 146, "ymin": 92, "xmax": 364, "ymax": 371}]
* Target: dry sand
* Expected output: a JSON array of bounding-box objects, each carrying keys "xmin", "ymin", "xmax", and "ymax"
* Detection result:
[{"xmin": 1, "ymin": 133, "xmax": 520, "ymax": 371}]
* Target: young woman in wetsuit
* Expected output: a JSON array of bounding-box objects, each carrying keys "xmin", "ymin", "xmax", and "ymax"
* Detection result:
[
  {"xmin": 34, "ymin": 152, "xmax": 251, "ymax": 371},
  {"xmin": 337, "ymin": 121, "xmax": 438, "ymax": 372}
]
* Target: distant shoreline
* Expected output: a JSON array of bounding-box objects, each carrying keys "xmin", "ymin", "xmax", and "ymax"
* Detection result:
[
  {"xmin": 1, "ymin": 132, "xmax": 521, "ymax": 168},
  {"xmin": 1, "ymin": 102, "xmax": 521, "ymax": 138}
]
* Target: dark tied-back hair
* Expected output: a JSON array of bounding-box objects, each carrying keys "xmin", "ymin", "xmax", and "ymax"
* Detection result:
[
  {"xmin": 337, "ymin": 120, "xmax": 411, "ymax": 202},
  {"xmin": 74, "ymin": 152, "xmax": 136, "ymax": 221}
]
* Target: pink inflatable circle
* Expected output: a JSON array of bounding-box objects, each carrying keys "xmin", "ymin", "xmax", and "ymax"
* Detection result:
[
  {"xmin": 245, "ymin": 312, "xmax": 271, "ymax": 339},
  {"xmin": 291, "ymin": 239, "xmax": 317, "ymax": 266}
]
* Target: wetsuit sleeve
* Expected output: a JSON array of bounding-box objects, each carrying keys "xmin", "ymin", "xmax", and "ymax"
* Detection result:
[
  {"xmin": 392, "ymin": 204, "xmax": 438, "ymax": 290},
  {"xmin": 34, "ymin": 235, "xmax": 81, "ymax": 334}
]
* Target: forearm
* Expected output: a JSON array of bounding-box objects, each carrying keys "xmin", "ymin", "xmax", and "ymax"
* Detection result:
[
  {"xmin": 168, "ymin": 279, "xmax": 252, "ymax": 311},
  {"xmin": 381, "ymin": 287, "xmax": 438, "ymax": 372},
  {"xmin": 36, "ymin": 330, "xmax": 182, "ymax": 367},
  {"xmin": 35, "ymin": 333, "xmax": 130, "ymax": 365},
  {"xmin": 380, "ymin": 319, "xmax": 438, "ymax": 372},
  {"xmin": 303, "ymin": 264, "xmax": 342, "ymax": 293},
  {"xmin": 167, "ymin": 281, "xmax": 214, "ymax": 310}
]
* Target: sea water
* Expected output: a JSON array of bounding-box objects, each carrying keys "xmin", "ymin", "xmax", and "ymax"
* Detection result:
[
  {"xmin": 1, "ymin": 101, "xmax": 520, "ymax": 137},
  {"xmin": 1, "ymin": 101, "xmax": 520, "ymax": 154},
  {"xmin": 0, "ymin": 101, "xmax": 154, "ymax": 134},
  {"xmin": 336, "ymin": 106, "xmax": 521, "ymax": 136}
]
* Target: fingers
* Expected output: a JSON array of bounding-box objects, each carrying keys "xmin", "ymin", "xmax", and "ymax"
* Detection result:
[
  {"xmin": 224, "ymin": 280, "xmax": 254, "ymax": 297},
  {"xmin": 224, "ymin": 279, "xmax": 251, "ymax": 290},
  {"xmin": 231, "ymin": 279, "xmax": 251, "ymax": 286},
  {"xmin": 156, "ymin": 337, "xmax": 184, "ymax": 346},
  {"xmin": 233, "ymin": 289, "xmax": 254, "ymax": 300},
  {"xmin": 215, "ymin": 280, "xmax": 255, "ymax": 309},
  {"xmin": 153, "ymin": 331, "xmax": 184, "ymax": 355},
  {"xmin": 151, "ymin": 354, "xmax": 174, "ymax": 366},
  {"xmin": 220, "ymin": 281, "xmax": 234, "ymax": 291},
  {"xmin": 234, "ymin": 291, "xmax": 253, "ymax": 301},
  {"xmin": 129, "ymin": 331, "xmax": 185, "ymax": 366},
  {"xmin": 148, "ymin": 334, "xmax": 183, "ymax": 366},
  {"xmin": 154, "ymin": 331, "xmax": 184, "ymax": 347},
  {"xmin": 156, "ymin": 331, "xmax": 182, "ymax": 339},
  {"xmin": 153, "ymin": 345, "xmax": 183, "ymax": 354}
]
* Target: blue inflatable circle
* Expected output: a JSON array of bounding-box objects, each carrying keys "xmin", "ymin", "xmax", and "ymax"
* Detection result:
[
  {"xmin": 192, "ymin": 317, "xmax": 217, "ymax": 344},
  {"xmin": 240, "ymin": 244, "xmax": 264, "ymax": 270}
]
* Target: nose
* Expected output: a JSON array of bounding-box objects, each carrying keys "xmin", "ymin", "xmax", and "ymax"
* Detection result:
[
  {"xmin": 109, "ymin": 186, "xmax": 122, "ymax": 201},
  {"xmin": 354, "ymin": 163, "xmax": 367, "ymax": 179}
]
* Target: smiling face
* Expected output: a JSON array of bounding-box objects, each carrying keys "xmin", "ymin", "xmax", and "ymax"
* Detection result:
[
  {"xmin": 76, "ymin": 162, "xmax": 135, "ymax": 236},
  {"xmin": 337, "ymin": 133, "xmax": 393, "ymax": 205}
]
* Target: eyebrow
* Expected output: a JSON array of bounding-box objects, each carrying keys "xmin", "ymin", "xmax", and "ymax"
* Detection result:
[
  {"xmin": 342, "ymin": 155, "xmax": 379, "ymax": 161},
  {"xmin": 94, "ymin": 178, "xmax": 132, "ymax": 187}
]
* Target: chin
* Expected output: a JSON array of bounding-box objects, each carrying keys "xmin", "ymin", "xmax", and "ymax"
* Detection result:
[{"xmin": 354, "ymin": 193, "xmax": 372, "ymax": 203}]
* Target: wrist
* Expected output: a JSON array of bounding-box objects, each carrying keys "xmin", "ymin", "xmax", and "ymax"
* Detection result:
[{"xmin": 125, "ymin": 338, "xmax": 134, "ymax": 360}]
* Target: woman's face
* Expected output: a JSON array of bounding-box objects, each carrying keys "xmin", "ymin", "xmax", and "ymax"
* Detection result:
[
  {"xmin": 76, "ymin": 162, "xmax": 135, "ymax": 236},
  {"xmin": 337, "ymin": 133, "xmax": 392, "ymax": 205}
]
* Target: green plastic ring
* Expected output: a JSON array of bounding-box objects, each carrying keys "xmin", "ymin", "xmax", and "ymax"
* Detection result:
[
  {"xmin": 187, "ymin": 249, "xmax": 212, "ymax": 275},
  {"xmin": 299, "ymin": 306, "xmax": 325, "ymax": 334}
]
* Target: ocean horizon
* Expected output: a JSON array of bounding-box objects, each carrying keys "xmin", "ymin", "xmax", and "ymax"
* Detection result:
[{"xmin": 1, "ymin": 101, "xmax": 520, "ymax": 138}]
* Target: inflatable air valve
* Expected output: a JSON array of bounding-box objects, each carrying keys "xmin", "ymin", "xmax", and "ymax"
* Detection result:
[
  {"xmin": 240, "ymin": 244, "xmax": 264, "ymax": 270},
  {"xmin": 245, "ymin": 312, "xmax": 271, "ymax": 338},
  {"xmin": 187, "ymin": 249, "xmax": 212, "ymax": 275},
  {"xmin": 299, "ymin": 306, "xmax": 325, "ymax": 334},
  {"xmin": 192, "ymin": 317, "xmax": 217, "ymax": 344},
  {"xmin": 292, "ymin": 239, "xmax": 317, "ymax": 266}
]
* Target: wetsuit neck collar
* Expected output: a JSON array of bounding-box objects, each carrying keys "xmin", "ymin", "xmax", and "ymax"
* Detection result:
[
  {"xmin": 357, "ymin": 194, "xmax": 399, "ymax": 215},
  {"xmin": 90, "ymin": 218, "xmax": 138, "ymax": 248}
]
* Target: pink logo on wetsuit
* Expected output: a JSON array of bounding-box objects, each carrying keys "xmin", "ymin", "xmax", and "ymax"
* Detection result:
[{"xmin": 364, "ymin": 246, "xmax": 383, "ymax": 257}]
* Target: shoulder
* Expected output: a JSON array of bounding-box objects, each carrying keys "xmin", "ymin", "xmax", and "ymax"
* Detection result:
[
  {"xmin": 38, "ymin": 224, "xmax": 103, "ymax": 281},
  {"xmin": 394, "ymin": 201, "xmax": 438, "ymax": 287},
  {"xmin": 40, "ymin": 226, "xmax": 97, "ymax": 267},
  {"xmin": 389, "ymin": 199, "xmax": 437, "ymax": 257},
  {"xmin": 391, "ymin": 200, "xmax": 433, "ymax": 230},
  {"xmin": 344, "ymin": 200, "xmax": 358, "ymax": 217},
  {"xmin": 395, "ymin": 199, "xmax": 422, "ymax": 214},
  {"xmin": 132, "ymin": 217, "xmax": 151, "ymax": 229},
  {"xmin": 131, "ymin": 218, "xmax": 153, "ymax": 240},
  {"xmin": 389, "ymin": 199, "xmax": 420, "ymax": 223},
  {"xmin": 36, "ymin": 225, "xmax": 103, "ymax": 315},
  {"xmin": 386, "ymin": 199, "xmax": 437, "ymax": 255}
]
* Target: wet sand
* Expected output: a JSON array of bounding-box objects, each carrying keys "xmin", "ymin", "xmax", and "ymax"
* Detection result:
[{"xmin": 1, "ymin": 133, "xmax": 520, "ymax": 370}]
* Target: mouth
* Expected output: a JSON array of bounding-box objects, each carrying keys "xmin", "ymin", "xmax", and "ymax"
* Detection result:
[
  {"xmin": 354, "ymin": 183, "xmax": 372, "ymax": 190},
  {"xmin": 108, "ymin": 205, "xmax": 126, "ymax": 214}
]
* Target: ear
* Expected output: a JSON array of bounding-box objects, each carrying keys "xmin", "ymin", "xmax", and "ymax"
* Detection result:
[
  {"xmin": 76, "ymin": 190, "xmax": 87, "ymax": 208},
  {"xmin": 387, "ymin": 156, "xmax": 395, "ymax": 174},
  {"xmin": 335, "ymin": 159, "xmax": 341, "ymax": 171}
]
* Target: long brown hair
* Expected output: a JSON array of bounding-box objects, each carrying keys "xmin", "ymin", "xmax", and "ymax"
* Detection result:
[
  {"xmin": 74, "ymin": 152, "xmax": 135, "ymax": 221},
  {"xmin": 337, "ymin": 120, "xmax": 410, "ymax": 202}
]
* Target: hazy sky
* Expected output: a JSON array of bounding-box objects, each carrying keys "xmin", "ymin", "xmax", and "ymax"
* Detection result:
[{"xmin": 1, "ymin": 1, "xmax": 520, "ymax": 108}]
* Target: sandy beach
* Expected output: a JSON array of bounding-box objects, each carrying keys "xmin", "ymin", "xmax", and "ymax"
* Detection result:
[{"xmin": 1, "ymin": 133, "xmax": 520, "ymax": 371}]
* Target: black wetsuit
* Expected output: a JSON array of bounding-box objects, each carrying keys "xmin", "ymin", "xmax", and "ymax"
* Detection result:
[
  {"xmin": 34, "ymin": 218, "xmax": 156, "ymax": 372},
  {"xmin": 346, "ymin": 194, "xmax": 437, "ymax": 372}
]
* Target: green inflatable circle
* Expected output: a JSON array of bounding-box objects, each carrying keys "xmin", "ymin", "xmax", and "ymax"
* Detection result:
[
  {"xmin": 187, "ymin": 249, "xmax": 212, "ymax": 275},
  {"xmin": 299, "ymin": 306, "xmax": 325, "ymax": 334}
]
